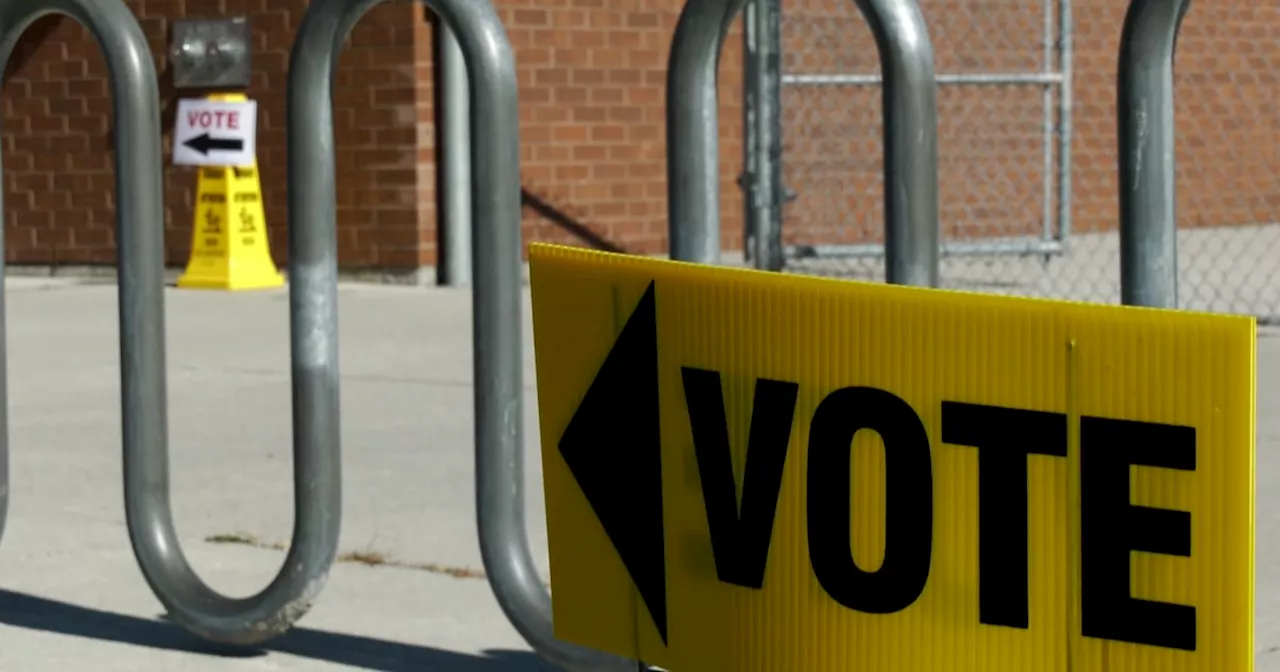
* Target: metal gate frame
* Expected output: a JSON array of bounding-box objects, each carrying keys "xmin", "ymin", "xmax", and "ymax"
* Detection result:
[
  {"xmin": 748, "ymin": 0, "xmax": 1075, "ymax": 266},
  {"xmin": 672, "ymin": 0, "xmax": 940, "ymax": 287}
]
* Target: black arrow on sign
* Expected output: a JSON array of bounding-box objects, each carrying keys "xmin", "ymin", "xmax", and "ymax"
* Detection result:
[
  {"xmin": 557, "ymin": 280, "xmax": 667, "ymax": 643},
  {"xmin": 183, "ymin": 133, "xmax": 244, "ymax": 155}
]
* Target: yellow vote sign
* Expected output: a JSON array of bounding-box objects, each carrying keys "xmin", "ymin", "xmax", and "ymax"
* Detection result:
[
  {"xmin": 528, "ymin": 243, "xmax": 1255, "ymax": 672},
  {"xmin": 176, "ymin": 93, "xmax": 283, "ymax": 291}
]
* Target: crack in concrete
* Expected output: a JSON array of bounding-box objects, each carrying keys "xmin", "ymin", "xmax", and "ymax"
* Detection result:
[{"xmin": 203, "ymin": 532, "xmax": 491, "ymax": 580}]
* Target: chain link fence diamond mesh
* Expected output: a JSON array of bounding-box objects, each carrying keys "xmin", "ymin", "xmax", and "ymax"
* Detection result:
[{"xmin": 774, "ymin": 0, "xmax": 1280, "ymax": 324}]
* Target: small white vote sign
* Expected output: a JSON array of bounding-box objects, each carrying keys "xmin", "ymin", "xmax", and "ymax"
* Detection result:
[{"xmin": 173, "ymin": 98, "xmax": 258, "ymax": 167}]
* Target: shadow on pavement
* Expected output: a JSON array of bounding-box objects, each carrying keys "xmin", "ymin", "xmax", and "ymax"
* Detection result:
[{"xmin": 0, "ymin": 590, "xmax": 557, "ymax": 671}]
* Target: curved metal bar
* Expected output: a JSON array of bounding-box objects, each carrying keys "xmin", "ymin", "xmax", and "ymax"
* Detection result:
[
  {"xmin": 0, "ymin": 0, "xmax": 345, "ymax": 646},
  {"xmin": 437, "ymin": 19, "xmax": 473, "ymax": 287},
  {"xmin": 0, "ymin": 0, "xmax": 161, "ymax": 558},
  {"xmin": 289, "ymin": 0, "xmax": 641, "ymax": 669},
  {"xmin": 854, "ymin": 0, "xmax": 940, "ymax": 287},
  {"xmin": 666, "ymin": 0, "xmax": 749, "ymax": 264},
  {"xmin": 1117, "ymin": 0, "xmax": 1190, "ymax": 308},
  {"xmin": 667, "ymin": 0, "xmax": 940, "ymax": 287}
]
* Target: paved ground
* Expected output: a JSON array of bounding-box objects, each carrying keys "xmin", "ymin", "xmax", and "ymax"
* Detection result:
[
  {"xmin": 0, "ymin": 274, "xmax": 1273, "ymax": 670},
  {"xmin": 0, "ymin": 277, "xmax": 557, "ymax": 671}
]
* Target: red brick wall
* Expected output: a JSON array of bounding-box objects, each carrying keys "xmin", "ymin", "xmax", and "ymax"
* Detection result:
[
  {"xmin": 505, "ymin": 0, "xmax": 743, "ymax": 256},
  {"xmin": 1, "ymin": 0, "xmax": 430, "ymax": 270},
  {"xmin": 2, "ymin": 0, "xmax": 1274, "ymax": 274},
  {"xmin": 0, "ymin": 0, "xmax": 743, "ymax": 274}
]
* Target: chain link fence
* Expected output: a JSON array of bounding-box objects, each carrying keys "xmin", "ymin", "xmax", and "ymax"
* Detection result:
[{"xmin": 774, "ymin": 0, "xmax": 1280, "ymax": 324}]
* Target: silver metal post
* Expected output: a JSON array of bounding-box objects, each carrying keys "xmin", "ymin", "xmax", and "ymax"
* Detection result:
[
  {"xmin": 1057, "ymin": 0, "xmax": 1074, "ymax": 244},
  {"xmin": 743, "ymin": 0, "xmax": 784, "ymax": 271},
  {"xmin": 1040, "ymin": 0, "xmax": 1055, "ymax": 244},
  {"xmin": 667, "ymin": 0, "xmax": 749, "ymax": 264},
  {"xmin": 293, "ymin": 0, "xmax": 642, "ymax": 669},
  {"xmin": 741, "ymin": 0, "xmax": 757, "ymax": 265},
  {"xmin": 437, "ymin": 17, "xmax": 472, "ymax": 287},
  {"xmin": 759, "ymin": 0, "xmax": 785, "ymax": 271},
  {"xmin": 1117, "ymin": 0, "xmax": 1190, "ymax": 308},
  {"xmin": 854, "ymin": 0, "xmax": 940, "ymax": 287}
]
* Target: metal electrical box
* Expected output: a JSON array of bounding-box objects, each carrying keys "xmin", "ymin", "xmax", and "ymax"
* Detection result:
[{"xmin": 169, "ymin": 17, "xmax": 252, "ymax": 90}]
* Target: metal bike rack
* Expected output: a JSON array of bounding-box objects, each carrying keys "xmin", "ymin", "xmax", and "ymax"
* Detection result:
[
  {"xmin": 667, "ymin": 0, "xmax": 941, "ymax": 287},
  {"xmin": 436, "ymin": 18, "xmax": 473, "ymax": 288},
  {"xmin": 289, "ymin": 0, "xmax": 642, "ymax": 669},
  {"xmin": 0, "ymin": 0, "xmax": 1188, "ymax": 662},
  {"xmin": 1117, "ymin": 0, "xmax": 1190, "ymax": 309},
  {"xmin": 0, "ymin": 0, "xmax": 148, "ymax": 558},
  {"xmin": 666, "ymin": 0, "xmax": 748, "ymax": 266},
  {"xmin": 0, "ymin": 0, "xmax": 342, "ymax": 646}
]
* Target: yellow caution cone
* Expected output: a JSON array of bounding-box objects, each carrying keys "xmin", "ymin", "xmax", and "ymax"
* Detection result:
[{"xmin": 176, "ymin": 93, "xmax": 284, "ymax": 291}]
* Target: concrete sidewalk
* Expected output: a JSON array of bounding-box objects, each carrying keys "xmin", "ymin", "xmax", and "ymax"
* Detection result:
[
  {"xmin": 0, "ymin": 277, "xmax": 1274, "ymax": 670},
  {"xmin": 0, "ymin": 279, "xmax": 556, "ymax": 671}
]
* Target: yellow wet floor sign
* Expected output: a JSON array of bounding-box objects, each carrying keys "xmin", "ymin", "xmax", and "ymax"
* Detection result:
[
  {"xmin": 528, "ymin": 243, "xmax": 1255, "ymax": 672},
  {"xmin": 176, "ymin": 93, "xmax": 283, "ymax": 291}
]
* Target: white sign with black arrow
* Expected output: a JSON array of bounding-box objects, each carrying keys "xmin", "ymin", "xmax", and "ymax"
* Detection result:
[{"xmin": 172, "ymin": 98, "xmax": 258, "ymax": 167}]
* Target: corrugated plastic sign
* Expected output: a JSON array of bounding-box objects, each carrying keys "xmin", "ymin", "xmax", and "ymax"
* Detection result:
[{"xmin": 529, "ymin": 243, "xmax": 1255, "ymax": 672}]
